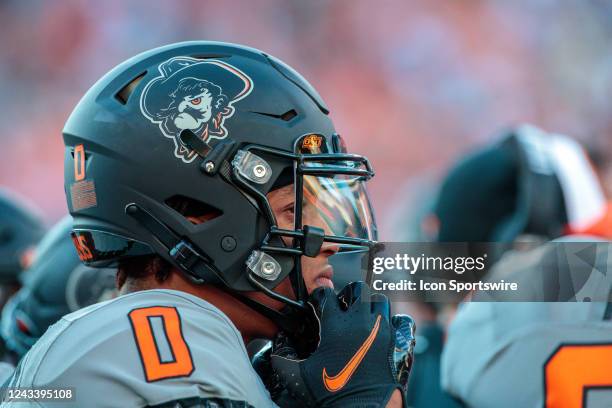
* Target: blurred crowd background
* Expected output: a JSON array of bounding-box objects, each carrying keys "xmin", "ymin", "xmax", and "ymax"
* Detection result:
[{"xmin": 1, "ymin": 0, "xmax": 611, "ymax": 238}]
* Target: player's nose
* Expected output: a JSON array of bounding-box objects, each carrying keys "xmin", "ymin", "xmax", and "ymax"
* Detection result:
[{"xmin": 320, "ymin": 241, "xmax": 340, "ymax": 257}]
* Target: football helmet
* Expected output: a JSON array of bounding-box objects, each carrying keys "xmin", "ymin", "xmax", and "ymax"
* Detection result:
[
  {"xmin": 1, "ymin": 216, "xmax": 116, "ymax": 359},
  {"xmin": 0, "ymin": 188, "xmax": 45, "ymax": 285},
  {"xmin": 435, "ymin": 125, "xmax": 571, "ymax": 243},
  {"xmin": 433, "ymin": 124, "xmax": 610, "ymax": 266},
  {"xmin": 63, "ymin": 42, "xmax": 377, "ymax": 332}
]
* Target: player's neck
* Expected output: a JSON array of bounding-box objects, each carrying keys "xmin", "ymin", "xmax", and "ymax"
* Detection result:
[
  {"xmin": 120, "ymin": 269, "xmax": 280, "ymax": 345},
  {"xmin": 180, "ymin": 283, "xmax": 280, "ymax": 344}
]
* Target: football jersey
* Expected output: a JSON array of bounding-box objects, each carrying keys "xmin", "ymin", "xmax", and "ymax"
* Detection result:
[
  {"xmin": 1, "ymin": 289, "xmax": 276, "ymax": 407},
  {"xmin": 441, "ymin": 238, "xmax": 612, "ymax": 408},
  {"xmin": 0, "ymin": 362, "xmax": 14, "ymax": 386}
]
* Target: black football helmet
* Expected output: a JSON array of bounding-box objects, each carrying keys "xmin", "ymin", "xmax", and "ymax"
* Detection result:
[
  {"xmin": 0, "ymin": 188, "xmax": 45, "ymax": 285},
  {"xmin": 1, "ymin": 216, "xmax": 116, "ymax": 359},
  {"xmin": 434, "ymin": 124, "xmax": 572, "ymax": 244},
  {"xmin": 63, "ymin": 41, "xmax": 377, "ymax": 332}
]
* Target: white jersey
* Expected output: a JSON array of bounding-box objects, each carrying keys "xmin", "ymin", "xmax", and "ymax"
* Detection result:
[
  {"xmin": 0, "ymin": 363, "xmax": 14, "ymax": 387},
  {"xmin": 2, "ymin": 289, "xmax": 276, "ymax": 408}
]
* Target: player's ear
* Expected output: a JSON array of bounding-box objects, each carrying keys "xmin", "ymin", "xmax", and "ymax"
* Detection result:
[{"xmin": 116, "ymin": 268, "xmax": 126, "ymax": 291}]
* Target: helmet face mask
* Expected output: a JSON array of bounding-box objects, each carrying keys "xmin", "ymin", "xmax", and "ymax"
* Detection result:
[
  {"xmin": 232, "ymin": 134, "xmax": 377, "ymax": 306},
  {"xmin": 63, "ymin": 42, "xmax": 377, "ymax": 330}
]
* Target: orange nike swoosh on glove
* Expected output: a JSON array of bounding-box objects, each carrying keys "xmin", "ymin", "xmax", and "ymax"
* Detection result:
[{"xmin": 322, "ymin": 314, "xmax": 382, "ymax": 392}]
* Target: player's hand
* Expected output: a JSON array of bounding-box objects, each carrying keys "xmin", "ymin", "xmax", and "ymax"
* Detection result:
[
  {"xmin": 270, "ymin": 281, "xmax": 416, "ymax": 408},
  {"xmin": 251, "ymin": 341, "xmax": 286, "ymax": 402}
]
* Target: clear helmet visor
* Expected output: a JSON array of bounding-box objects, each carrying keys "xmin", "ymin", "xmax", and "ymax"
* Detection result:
[
  {"xmin": 300, "ymin": 161, "xmax": 377, "ymax": 243},
  {"xmin": 267, "ymin": 163, "xmax": 377, "ymax": 246}
]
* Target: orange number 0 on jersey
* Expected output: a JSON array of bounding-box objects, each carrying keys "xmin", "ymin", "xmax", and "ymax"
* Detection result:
[
  {"xmin": 128, "ymin": 306, "xmax": 194, "ymax": 382},
  {"xmin": 544, "ymin": 343, "xmax": 612, "ymax": 408}
]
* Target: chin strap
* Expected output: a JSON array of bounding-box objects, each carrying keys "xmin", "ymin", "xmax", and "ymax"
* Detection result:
[
  {"xmin": 125, "ymin": 202, "xmax": 312, "ymax": 336},
  {"xmin": 125, "ymin": 203, "xmax": 222, "ymax": 285}
]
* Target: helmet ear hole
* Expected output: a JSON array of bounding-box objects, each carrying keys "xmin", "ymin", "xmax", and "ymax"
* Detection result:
[{"xmin": 165, "ymin": 195, "xmax": 223, "ymax": 225}]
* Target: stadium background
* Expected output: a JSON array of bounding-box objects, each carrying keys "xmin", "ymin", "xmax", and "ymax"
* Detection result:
[{"xmin": 1, "ymin": 0, "xmax": 611, "ymax": 238}]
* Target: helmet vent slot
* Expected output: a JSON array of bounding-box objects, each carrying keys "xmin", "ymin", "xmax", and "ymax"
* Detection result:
[
  {"xmin": 280, "ymin": 109, "xmax": 298, "ymax": 121},
  {"xmin": 115, "ymin": 71, "xmax": 146, "ymax": 105},
  {"xmin": 251, "ymin": 109, "xmax": 298, "ymax": 122},
  {"xmin": 165, "ymin": 195, "xmax": 222, "ymax": 225}
]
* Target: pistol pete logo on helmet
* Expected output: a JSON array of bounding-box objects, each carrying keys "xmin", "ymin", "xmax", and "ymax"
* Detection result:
[{"xmin": 140, "ymin": 57, "xmax": 254, "ymax": 163}]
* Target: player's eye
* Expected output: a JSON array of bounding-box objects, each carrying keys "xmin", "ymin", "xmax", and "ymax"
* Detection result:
[
  {"xmin": 190, "ymin": 97, "xmax": 201, "ymax": 105},
  {"xmin": 282, "ymin": 204, "xmax": 295, "ymax": 216}
]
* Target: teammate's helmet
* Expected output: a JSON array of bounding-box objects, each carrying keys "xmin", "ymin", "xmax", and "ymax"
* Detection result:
[
  {"xmin": 0, "ymin": 188, "xmax": 45, "ymax": 285},
  {"xmin": 435, "ymin": 125, "xmax": 569, "ymax": 243},
  {"xmin": 1, "ymin": 216, "xmax": 116, "ymax": 359},
  {"xmin": 434, "ymin": 124, "xmax": 604, "ymax": 245},
  {"xmin": 63, "ymin": 42, "xmax": 376, "ymax": 329}
]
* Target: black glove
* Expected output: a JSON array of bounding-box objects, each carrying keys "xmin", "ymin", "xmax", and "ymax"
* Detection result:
[
  {"xmin": 270, "ymin": 282, "xmax": 416, "ymax": 408},
  {"xmin": 251, "ymin": 341, "xmax": 288, "ymax": 402}
]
